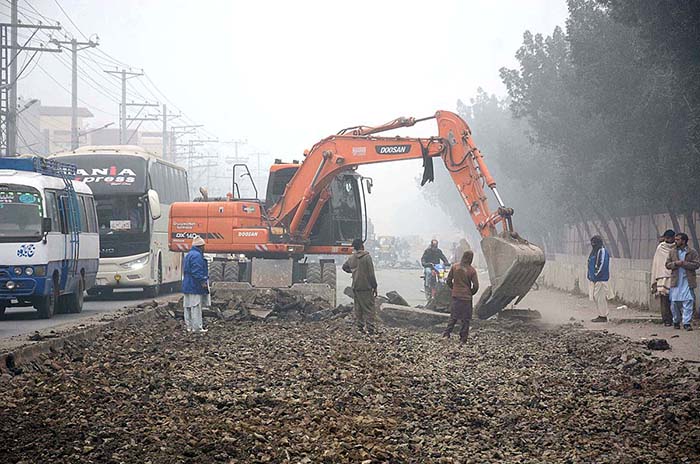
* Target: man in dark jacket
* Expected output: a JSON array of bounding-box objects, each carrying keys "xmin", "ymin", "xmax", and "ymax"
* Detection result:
[
  {"xmin": 665, "ymin": 232, "xmax": 699, "ymax": 330},
  {"xmin": 183, "ymin": 235, "xmax": 210, "ymax": 333},
  {"xmin": 443, "ymin": 250, "xmax": 479, "ymax": 344},
  {"xmin": 421, "ymin": 239, "xmax": 450, "ymax": 295},
  {"xmin": 343, "ymin": 238, "xmax": 379, "ymax": 334},
  {"xmin": 587, "ymin": 235, "xmax": 611, "ymax": 323}
]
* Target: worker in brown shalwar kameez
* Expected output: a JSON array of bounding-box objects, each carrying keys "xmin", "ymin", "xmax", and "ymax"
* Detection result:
[
  {"xmin": 443, "ymin": 250, "xmax": 479, "ymax": 343},
  {"xmin": 342, "ymin": 238, "xmax": 379, "ymax": 334}
]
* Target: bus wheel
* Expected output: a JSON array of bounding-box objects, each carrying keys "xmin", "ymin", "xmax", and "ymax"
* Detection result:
[
  {"xmin": 145, "ymin": 261, "xmax": 162, "ymax": 298},
  {"xmin": 36, "ymin": 278, "xmax": 58, "ymax": 319},
  {"xmin": 66, "ymin": 277, "xmax": 85, "ymax": 314}
]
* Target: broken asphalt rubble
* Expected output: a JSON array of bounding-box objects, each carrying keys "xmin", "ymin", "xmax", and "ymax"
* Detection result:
[{"xmin": 2, "ymin": 290, "xmax": 699, "ymax": 462}]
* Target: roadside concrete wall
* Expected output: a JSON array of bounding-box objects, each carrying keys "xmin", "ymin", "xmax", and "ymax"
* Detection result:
[{"xmin": 541, "ymin": 253, "xmax": 654, "ymax": 310}]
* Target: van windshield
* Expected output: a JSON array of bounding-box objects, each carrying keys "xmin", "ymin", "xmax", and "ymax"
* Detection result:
[{"xmin": 0, "ymin": 186, "xmax": 43, "ymax": 241}]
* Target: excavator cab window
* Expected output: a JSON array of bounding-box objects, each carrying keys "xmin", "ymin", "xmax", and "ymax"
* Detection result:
[
  {"xmin": 265, "ymin": 166, "xmax": 298, "ymax": 207},
  {"xmin": 308, "ymin": 174, "xmax": 362, "ymax": 246}
]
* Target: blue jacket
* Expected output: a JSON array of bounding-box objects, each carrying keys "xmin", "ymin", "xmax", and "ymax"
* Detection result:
[
  {"xmin": 183, "ymin": 247, "xmax": 209, "ymax": 294},
  {"xmin": 587, "ymin": 246, "xmax": 610, "ymax": 282}
]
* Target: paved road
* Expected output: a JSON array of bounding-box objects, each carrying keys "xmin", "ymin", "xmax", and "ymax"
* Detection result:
[{"xmin": 0, "ymin": 289, "xmax": 180, "ymax": 342}]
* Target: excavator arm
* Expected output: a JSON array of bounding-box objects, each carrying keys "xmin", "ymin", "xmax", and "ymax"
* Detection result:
[
  {"xmin": 268, "ymin": 110, "xmax": 544, "ymax": 319},
  {"xmin": 269, "ymin": 111, "xmax": 510, "ymax": 240}
]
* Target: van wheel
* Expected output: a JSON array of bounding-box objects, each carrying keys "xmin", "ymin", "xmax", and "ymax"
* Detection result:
[
  {"xmin": 145, "ymin": 261, "xmax": 162, "ymax": 298},
  {"xmin": 66, "ymin": 278, "xmax": 85, "ymax": 314},
  {"xmin": 36, "ymin": 278, "xmax": 58, "ymax": 319}
]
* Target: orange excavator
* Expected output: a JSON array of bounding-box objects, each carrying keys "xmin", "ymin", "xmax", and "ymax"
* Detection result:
[{"xmin": 168, "ymin": 110, "xmax": 545, "ymax": 318}]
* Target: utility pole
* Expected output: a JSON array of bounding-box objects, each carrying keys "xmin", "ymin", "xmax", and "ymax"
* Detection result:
[
  {"xmin": 1, "ymin": 2, "xmax": 61, "ymax": 156},
  {"xmin": 170, "ymin": 124, "xmax": 202, "ymax": 162},
  {"xmin": 51, "ymin": 37, "xmax": 98, "ymax": 149},
  {"xmin": 248, "ymin": 151, "xmax": 270, "ymax": 189},
  {"xmin": 160, "ymin": 104, "xmax": 180, "ymax": 160},
  {"xmin": 104, "ymin": 68, "xmax": 143, "ymax": 144},
  {"xmin": 223, "ymin": 139, "xmax": 247, "ymax": 164},
  {"xmin": 7, "ymin": 0, "xmax": 16, "ymax": 157},
  {"xmin": 162, "ymin": 104, "xmax": 167, "ymax": 159}
]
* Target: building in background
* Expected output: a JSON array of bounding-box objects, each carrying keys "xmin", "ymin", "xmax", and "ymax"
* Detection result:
[
  {"xmin": 15, "ymin": 97, "xmax": 165, "ymax": 157},
  {"xmin": 16, "ymin": 97, "xmax": 93, "ymax": 154}
]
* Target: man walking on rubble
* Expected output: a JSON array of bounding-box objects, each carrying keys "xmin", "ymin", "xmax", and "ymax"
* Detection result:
[
  {"xmin": 443, "ymin": 250, "xmax": 479, "ymax": 344},
  {"xmin": 182, "ymin": 235, "xmax": 210, "ymax": 333},
  {"xmin": 588, "ymin": 235, "xmax": 611, "ymax": 323},
  {"xmin": 343, "ymin": 238, "xmax": 379, "ymax": 334},
  {"xmin": 651, "ymin": 229, "xmax": 676, "ymax": 326},
  {"xmin": 665, "ymin": 232, "xmax": 699, "ymax": 331}
]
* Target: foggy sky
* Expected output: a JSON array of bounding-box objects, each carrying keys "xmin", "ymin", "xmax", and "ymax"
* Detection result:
[{"xmin": 14, "ymin": 0, "xmax": 568, "ymax": 238}]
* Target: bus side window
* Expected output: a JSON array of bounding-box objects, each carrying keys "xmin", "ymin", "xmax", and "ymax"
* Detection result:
[
  {"xmin": 44, "ymin": 191, "xmax": 61, "ymax": 233},
  {"xmin": 78, "ymin": 195, "xmax": 90, "ymax": 233},
  {"xmin": 165, "ymin": 165, "xmax": 174, "ymax": 204},
  {"xmin": 85, "ymin": 196, "xmax": 98, "ymax": 233},
  {"xmin": 57, "ymin": 195, "xmax": 69, "ymax": 234}
]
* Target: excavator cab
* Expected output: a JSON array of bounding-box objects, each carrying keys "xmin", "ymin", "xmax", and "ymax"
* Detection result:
[
  {"xmin": 265, "ymin": 162, "xmax": 364, "ymax": 247},
  {"xmin": 307, "ymin": 173, "xmax": 363, "ymax": 247}
]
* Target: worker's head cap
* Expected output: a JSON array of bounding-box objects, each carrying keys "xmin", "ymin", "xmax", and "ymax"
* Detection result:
[
  {"xmin": 191, "ymin": 235, "xmax": 205, "ymax": 247},
  {"xmin": 661, "ymin": 229, "xmax": 676, "ymax": 239}
]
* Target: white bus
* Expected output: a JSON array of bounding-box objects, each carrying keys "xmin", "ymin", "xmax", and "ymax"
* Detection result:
[
  {"xmin": 52, "ymin": 146, "xmax": 189, "ymax": 297},
  {"xmin": 0, "ymin": 157, "xmax": 99, "ymax": 319}
]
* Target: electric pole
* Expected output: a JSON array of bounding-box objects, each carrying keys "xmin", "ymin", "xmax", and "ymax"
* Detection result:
[
  {"xmin": 170, "ymin": 124, "xmax": 202, "ymax": 162},
  {"xmin": 51, "ymin": 37, "xmax": 99, "ymax": 150},
  {"xmin": 160, "ymin": 104, "xmax": 180, "ymax": 160},
  {"xmin": 7, "ymin": 0, "xmax": 16, "ymax": 156},
  {"xmin": 104, "ymin": 68, "xmax": 143, "ymax": 144},
  {"xmin": 1, "ymin": 1, "xmax": 61, "ymax": 156}
]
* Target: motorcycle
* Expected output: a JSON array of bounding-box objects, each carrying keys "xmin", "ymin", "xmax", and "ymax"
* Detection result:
[{"xmin": 422, "ymin": 263, "xmax": 452, "ymax": 311}]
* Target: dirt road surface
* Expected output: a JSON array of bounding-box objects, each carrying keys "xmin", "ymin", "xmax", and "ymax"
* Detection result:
[{"xmin": 2, "ymin": 267, "xmax": 699, "ymax": 462}]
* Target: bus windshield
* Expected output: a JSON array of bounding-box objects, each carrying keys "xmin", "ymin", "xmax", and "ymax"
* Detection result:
[
  {"xmin": 96, "ymin": 195, "xmax": 148, "ymax": 235},
  {"xmin": 0, "ymin": 186, "xmax": 43, "ymax": 242}
]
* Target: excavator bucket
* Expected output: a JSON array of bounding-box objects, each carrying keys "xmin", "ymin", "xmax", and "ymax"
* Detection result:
[{"xmin": 475, "ymin": 233, "xmax": 545, "ymax": 319}]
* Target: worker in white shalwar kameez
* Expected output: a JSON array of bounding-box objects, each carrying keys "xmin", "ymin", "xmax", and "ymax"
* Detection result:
[{"xmin": 182, "ymin": 235, "xmax": 210, "ymax": 333}]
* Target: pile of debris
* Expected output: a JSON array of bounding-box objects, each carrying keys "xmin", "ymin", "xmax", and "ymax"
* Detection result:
[
  {"xmin": 166, "ymin": 288, "xmax": 353, "ymax": 323},
  {"xmin": 164, "ymin": 287, "xmax": 421, "ymax": 327}
]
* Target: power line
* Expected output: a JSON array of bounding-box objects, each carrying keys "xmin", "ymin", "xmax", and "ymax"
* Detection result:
[
  {"xmin": 52, "ymin": 0, "xmax": 88, "ymax": 41},
  {"xmin": 35, "ymin": 63, "xmax": 115, "ymax": 116}
]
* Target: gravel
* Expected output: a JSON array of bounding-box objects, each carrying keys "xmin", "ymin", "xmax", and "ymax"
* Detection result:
[{"xmin": 1, "ymin": 314, "xmax": 699, "ymax": 463}]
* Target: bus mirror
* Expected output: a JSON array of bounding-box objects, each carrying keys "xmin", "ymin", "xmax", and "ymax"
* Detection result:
[
  {"xmin": 148, "ymin": 189, "xmax": 162, "ymax": 220},
  {"xmin": 42, "ymin": 217, "xmax": 52, "ymax": 233}
]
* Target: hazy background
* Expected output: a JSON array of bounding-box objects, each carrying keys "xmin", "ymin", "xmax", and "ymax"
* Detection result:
[{"xmin": 10, "ymin": 0, "xmax": 568, "ymax": 238}]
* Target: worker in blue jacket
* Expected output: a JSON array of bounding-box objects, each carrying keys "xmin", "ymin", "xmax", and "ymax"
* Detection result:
[
  {"xmin": 587, "ymin": 235, "xmax": 611, "ymax": 323},
  {"xmin": 182, "ymin": 235, "xmax": 210, "ymax": 333}
]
